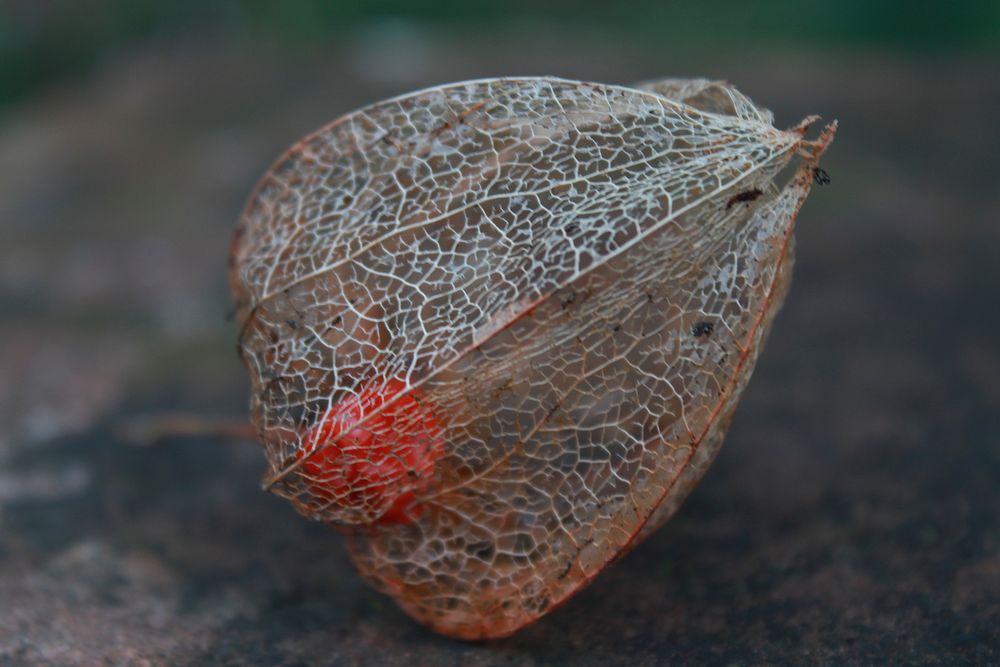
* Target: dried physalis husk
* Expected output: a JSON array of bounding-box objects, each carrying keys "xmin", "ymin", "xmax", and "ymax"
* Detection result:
[{"xmin": 229, "ymin": 77, "xmax": 836, "ymax": 639}]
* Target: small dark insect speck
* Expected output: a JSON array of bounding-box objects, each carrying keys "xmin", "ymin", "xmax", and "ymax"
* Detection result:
[
  {"xmin": 813, "ymin": 167, "xmax": 831, "ymax": 185},
  {"xmin": 692, "ymin": 320, "xmax": 714, "ymax": 338},
  {"xmin": 726, "ymin": 188, "xmax": 763, "ymax": 209}
]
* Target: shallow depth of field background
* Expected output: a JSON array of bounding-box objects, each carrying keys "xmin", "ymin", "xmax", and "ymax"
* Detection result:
[{"xmin": 1, "ymin": 2, "xmax": 998, "ymax": 665}]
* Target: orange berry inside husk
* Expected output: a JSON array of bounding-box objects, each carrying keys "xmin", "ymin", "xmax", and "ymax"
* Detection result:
[{"xmin": 296, "ymin": 378, "xmax": 444, "ymax": 524}]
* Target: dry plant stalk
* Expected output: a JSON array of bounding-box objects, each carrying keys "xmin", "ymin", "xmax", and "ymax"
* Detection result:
[{"xmin": 229, "ymin": 77, "xmax": 836, "ymax": 639}]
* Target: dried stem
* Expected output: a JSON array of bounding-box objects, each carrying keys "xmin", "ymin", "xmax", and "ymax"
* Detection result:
[{"xmin": 116, "ymin": 414, "xmax": 256, "ymax": 447}]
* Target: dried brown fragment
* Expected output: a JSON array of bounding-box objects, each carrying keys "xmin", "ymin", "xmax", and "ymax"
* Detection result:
[{"xmin": 726, "ymin": 188, "xmax": 764, "ymax": 209}]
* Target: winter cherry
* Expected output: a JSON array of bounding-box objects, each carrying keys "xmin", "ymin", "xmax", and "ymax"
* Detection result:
[
  {"xmin": 231, "ymin": 77, "xmax": 836, "ymax": 639},
  {"xmin": 295, "ymin": 378, "xmax": 444, "ymax": 524}
]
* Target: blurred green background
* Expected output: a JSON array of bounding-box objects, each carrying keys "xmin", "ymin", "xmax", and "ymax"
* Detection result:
[{"xmin": 3, "ymin": 0, "xmax": 999, "ymax": 112}]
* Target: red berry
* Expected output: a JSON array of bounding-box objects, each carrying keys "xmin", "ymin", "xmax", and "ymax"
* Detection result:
[{"xmin": 296, "ymin": 378, "xmax": 444, "ymax": 524}]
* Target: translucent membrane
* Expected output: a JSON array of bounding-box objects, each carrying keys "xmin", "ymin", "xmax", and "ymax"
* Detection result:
[{"xmin": 230, "ymin": 77, "xmax": 835, "ymax": 639}]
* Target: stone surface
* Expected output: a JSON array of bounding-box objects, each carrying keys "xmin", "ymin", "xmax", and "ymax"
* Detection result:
[{"xmin": 0, "ymin": 31, "xmax": 997, "ymax": 665}]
